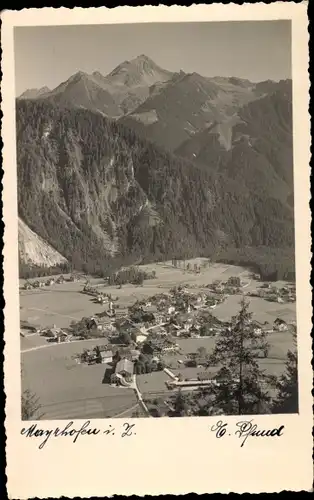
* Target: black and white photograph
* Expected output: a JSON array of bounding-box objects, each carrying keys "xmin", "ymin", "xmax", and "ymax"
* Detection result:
[{"xmin": 15, "ymin": 19, "xmax": 299, "ymax": 421}]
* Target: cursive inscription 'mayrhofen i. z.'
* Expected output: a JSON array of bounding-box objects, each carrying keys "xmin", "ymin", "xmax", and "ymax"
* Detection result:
[
  {"xmin": 21, "ymin": 421, "xmax": 136, "ymax": 449},
  {"xmin": 210, "ymin": 419, "xmax": 285, "ymax": 447}
]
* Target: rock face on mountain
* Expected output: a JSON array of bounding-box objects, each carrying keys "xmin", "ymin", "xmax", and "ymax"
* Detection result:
[
  {"xmin": 102, "ymin": 54, "xmax": 174, "ymax": 114},
  {"xmin": 32, "ymin": 71, "xmax": 122, "ymax": 118},
  {"xmin": 16, "ymin": 97, "xmax": 294, "ymax": 274},
  {"xmin": 18, "ymin": 218, "xmax": 67, "ymax": 267}
]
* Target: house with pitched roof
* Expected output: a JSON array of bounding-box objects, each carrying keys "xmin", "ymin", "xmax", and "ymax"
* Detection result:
[
  {"xmin": 274, "ymin": 318, "xmax": 288, "ymax": 331},
  {"xmin": 114, "ymin": 358, "xmax": 134, "ymax": 381},
  {"xmin": 99, "ymin": 350, "xmax": 113, "ymax": 364}
]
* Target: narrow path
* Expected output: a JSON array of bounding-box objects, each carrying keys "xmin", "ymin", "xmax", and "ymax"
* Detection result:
[
  {"xmin": 21, "ymin": 337, "xmax": 106, "ymax": 354},
  {"xmin": 21, "ymin": 331, "xmax": 38, "ymax": 338},
  {"xmin": 113, "ymin": 403, "xmax": 139, "ymax": 418},
  {"xmin": 133, "ymin": 375, "xmax": 150, "ymax": 417},
  {"xmin": 242, "ymin": 280, "xmax": 252, "ymax": 289}
]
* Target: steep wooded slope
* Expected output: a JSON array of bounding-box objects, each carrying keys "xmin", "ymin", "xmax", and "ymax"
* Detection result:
[
  {"xmin": 120, "ymin": 72, "xmax": 261, "ymax": 151},
  {"xmin": 175, "ymin": 80, "xmax": 293, "ymax": 207},
  {"xmin": 16, "ymin": 99, "xmax": 294, "ymax": 274}
]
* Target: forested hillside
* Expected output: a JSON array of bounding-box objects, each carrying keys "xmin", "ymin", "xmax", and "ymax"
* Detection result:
[
  {"xmin": 176, "ymin": 80, "xmax": 293, "ymax": 197},
  {"xmin": 16, "ymin": 99, "xmax": 294, "ymax": 276},
  {"xmin": 121, "ymin": 71, "xmax": 260, "ymax": 151}
]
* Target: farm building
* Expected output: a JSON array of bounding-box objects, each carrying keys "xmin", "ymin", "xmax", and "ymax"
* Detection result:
[
  {"xmin": 151, "ymin": 326, "xmax": 167, "ymax": 336},
  {"xmin": 57, "ymin": 331, "xmax": 70, "ymax": 343},
  {"xmin": 142, "ymin": 304, "xmax": 158, "ymax": 314},
  {"xmin": 133, "ymin": 333, "xmax": 148, "ymax": 344},
  {"xmin": 42, "ymin": 326, "xmax": 70, "ymax": 342},
  {"xmin": 99, "ymin": 350, "xmax": 113, "ymax": 364},
  {"xmin": 273, "ymin": 318, "xmax": 288, "ymax": 332},
  {"xmin": 154, "ymin": 312, "xmax": 166, "ymax": 324},
  {"xmin": 111, "ymin": 358, "xmax": 134, "ymax": 383},
  {"xmin": 41, "ymin": 326, "xmax": 62, "ymax": 338},
  {"xmin": 227, "ymin": 276, "xmax": 241, "ymax": 287},
  {"xmin": 69, "ymin": 274, "xmax": 80, "ymax": 282},
  {"xmin": 130, "ymin": 349, "xmax": 141, "ymax": 361}
]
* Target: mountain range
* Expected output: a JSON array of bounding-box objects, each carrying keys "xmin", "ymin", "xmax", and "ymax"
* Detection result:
[
  {"xmin": 17, "ymin": 55, "xmax": 290, "ymax": 151},
  {"xmin": 18, "ymin": 55, "xmax": 174, "ymax": 118},
  {"xmin": 17, "ymin": 55, "xmax": 294, "ymax": 278}
]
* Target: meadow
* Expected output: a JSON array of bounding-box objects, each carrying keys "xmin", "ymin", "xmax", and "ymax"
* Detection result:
[{"xmin": 21, "ymin": 339, "xmax": 137, "ymax": 420}]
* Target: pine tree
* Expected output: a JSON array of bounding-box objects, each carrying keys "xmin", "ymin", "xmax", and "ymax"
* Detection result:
[
  {"xmin": 272, "ymin": 330, "xmax": 298, "ymax": 413},
  {"xmin": 207, "ymin": 297, "xmax": 274, "ymax": 415},
  {"xmin": 172, "ymin": 389, "xmax": 191, "ymax": 416},
  {"xmin": 21, "ymin": 389, "xmax": 43, "ymax": 420}
]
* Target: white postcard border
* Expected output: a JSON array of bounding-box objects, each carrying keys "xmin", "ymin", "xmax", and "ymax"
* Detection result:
[{"xmin": 2, "ymin": 3, "xmax": 312, "ymax": 498}]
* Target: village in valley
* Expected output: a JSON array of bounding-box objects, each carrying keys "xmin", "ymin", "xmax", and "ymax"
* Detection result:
[{"xmin": 20, "ymin": 258, "xmax": 296, "ymax": 419}]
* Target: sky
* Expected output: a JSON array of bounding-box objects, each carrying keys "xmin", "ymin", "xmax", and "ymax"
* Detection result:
[{"xmin": 14, "ymin": 20, "xmax": 291, "ymax": 96}]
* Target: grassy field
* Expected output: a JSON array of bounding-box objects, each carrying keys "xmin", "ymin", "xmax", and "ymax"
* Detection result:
[
  {"xmin": 21, "ymin": 339, "xmax": 137, "ymax": 420},
  {"xmin": 213, "ymin": 295, "xmax": 296, "ymax": 324},
  {"xmin": 20, "ymin": 281, "xmax": 107, "ymax": 329},
  {"xmin": 176, "ymin": 331, "xmax": 293, "ymax": 361},
  {"xmin": 21, "ymin": 334, "xmax": 50, "ymax": 351},
  {"xmin": 136, "ymin": 371, "xmax": 173, "ymax": 397}
]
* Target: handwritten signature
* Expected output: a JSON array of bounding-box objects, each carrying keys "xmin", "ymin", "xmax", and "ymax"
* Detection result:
[
  {"xmin": 210, "ymin": 419, "xmax": 284, "ymax": 447},
  {"xmin": 21, "ymin": 421, "xmax": 136, "ymax": 449}
]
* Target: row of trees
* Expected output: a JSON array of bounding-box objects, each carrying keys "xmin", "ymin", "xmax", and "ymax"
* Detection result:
[
  {"xmin": 112, "ymin": 349, "xmax": 164, "ymax": 375},
  {"xmin": 215, "ymin": 246, "xmax": 295, "ymax": 281},
  {"xmin": 134, "ymin": 355, "xmax": 165, "ymax": 375},
  {"xmin": 19, "ymin": 259, "xmax": 72, "ymax": 280},
  {"xmin": 107, "ymin": 266, "xmax": 156, "ymax": 286},
  {"xmin": 171, "ymin": 258, "xmax": 205, "ymax": 273}
]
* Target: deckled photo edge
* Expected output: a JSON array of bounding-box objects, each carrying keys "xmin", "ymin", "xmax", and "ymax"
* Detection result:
[{"xmin": 2, "ymin": 3, "xmax": 312, "ymax": 498}]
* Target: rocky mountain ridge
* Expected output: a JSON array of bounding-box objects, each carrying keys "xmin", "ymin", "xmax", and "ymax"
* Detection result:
[
  {"xmin": 18, "ymin": 55, "xmax": 175, "ymax": 117},
  {"xmin": 18, "ymin": 55, "xmax": 290, "ymax": 153}
]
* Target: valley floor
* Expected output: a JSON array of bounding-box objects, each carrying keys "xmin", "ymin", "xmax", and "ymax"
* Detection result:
[
  {"xmin": 20, "ymin": 259, "xmax": 297, "ymax": 420},
  {"xmin": 19, "ymin": 260, "xmax": 296, "ymax": 328}
]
